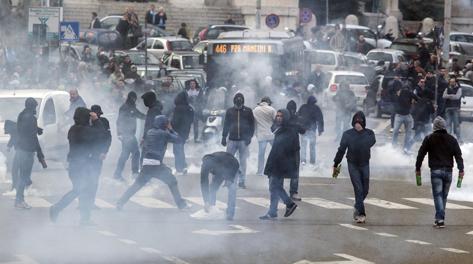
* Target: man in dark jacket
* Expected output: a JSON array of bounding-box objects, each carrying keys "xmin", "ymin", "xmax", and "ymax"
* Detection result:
[
  {"xmin": 334, "ymin": 111, "xmax": 376, "ymax": 224},
  {"xmin": 308, "ymin": 64, "xmax": 325, "ymax": 94},
  {"xmin": 286, "ymin": 100, "xmax": 306, "ymax": 201},
  {"xmin": 15, "ymin": 98, "xmax": 45, "ymax": 209},
  {"xmin": 415, "ymin": 116, "xmax": 464, "ymax": 228},
  {"xmin": 117, "ymin": 115, "xmax": 189, "ymax": 210},
  {"xmin": 392, "ymin": 85, "xmax": 418, "ymax": 153},
  {"xmin": 222, "ymin": 93, "xmax": 255, "ymax": 189},
  {"xmin": 259, "ymin": 109, "xmax": 299, "ymax": 220},
  {"xmin": 436, "ymin": 68, "xmax": 449, "ymax": 117},
  {"xmin": 413, "ymin": 79, "xmax": 435, "ymax": 141},
  {"xmin": 142, "ymin": 91, "xmax": 163, "ymax": 139},
  {"xmin": 172, "ymin": 91, "xmax": 194, "ymax": 174},
  {"xmin": 333, "ymin": 82, "xmax": 357, "ymax": 141},
  {"xmin": 201, "ymin": 152, "xmax": 240, "ymax": 220},
  {"xmin": 89, "ymin": 12, "xmax": 101, "ymax": 29},
  {"xmin": 116, "ymin": 15, "xmax": 130, "ymax": 49},
  {"xmin": 114, "ymin": 92, "xmax": 146, "ymax": 181},
  {"xmin": 297, "ymin": 96, "xmax": 324, "ymax": 166},
  {"xmin": 50, "ymin": 107, "xmax": 104, "ymax": 225}
]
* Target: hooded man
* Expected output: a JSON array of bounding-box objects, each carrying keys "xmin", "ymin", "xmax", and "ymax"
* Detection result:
[
  {"xmin": 222, "ymin": 93, "xmax": 255, "ymax": 189},
  {"xmin": 171, "ymin": 91, "xmax": 195, "ymax": 174},
  {"xmin": 114, "ymin": 91, "xmax": 146, "ymax": 181},
  {"xmin": 50, "ymin": 107, "xmax": 104, "ymax": 225},
  {"xmin": 415, "ymin": 116, "xmax": 464, "ymax": 228},
  {"xmin": 297, "ymin": 96, "xmax": 324, "ymax": 166},
  {"xmin": 14, "ymin": 98, "xmax": 45, "ymax": 209},
  {"xmin": 253, "ymin": 97, "xmax": 276, "ymax": 176},
  {"xmin": 333, "ymin": 111, "xmax": 376, "ymax": 224},
  {"xmin": 392, "ymin": 83, "xmax": 418, "ymax": 154},
  {"xmin": 141, "ymin": 91, "xmax": 163, "ymax": 139},
  {"xmin": 259, "ymin": 109, "xmax": 299, "ymax": 220},
  {"xmin": 117, "ymin": 115, "xmax": 189, "ymax": 210},
  {"xmin": 201, "ymin": 152, "xmax": 240, "ymax": 221}
]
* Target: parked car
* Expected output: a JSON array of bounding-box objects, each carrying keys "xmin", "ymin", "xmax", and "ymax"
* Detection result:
[
  {"xmin": 131, "ymin": 37, "xmax": 193, "ymax": 58},
  {"xmin": 460, "ymin": 82, "xmax": 473, "ymax": 122},
  {"xmin": 389, "ymin": 38, "xmax": 434, "ymax": 61},
  {"xmin": 100, "ymin": 15, "xmax": 174, "ymax": 40},
  {"xmin": 196, "ymin": 25, "xmax": 249, "ymax": 43},
  {"xmin": 327, "ymin": 24, "xmax": 392, "ymax": 49},
  {"xmin": 450, "ymin": 32, "xmax": 473, "ymax": 55},
  {"xmin": 322, "ymin": 71, "xmax": 370, "ymax": 108},
  {"xmin": 80, "ymin": 29, "xmax": 123, "ymax": 50},
  {"xmin": 366, "ymin": 49, "xmax": 407, "ymax": 67},
  {"xmin": 341, "ymin": 52, "xmax": 376, "ymax": 82},
  {"xmin": 161, "ymin": 51, "xmax": 203, "ymax": 70},
  {"xmin": 167, "ymin": 69, "xmax": 207, "ymax": 90},
  {"xmin": 304, "ymin": 49, "xmax": 344, "ymax": 73}
]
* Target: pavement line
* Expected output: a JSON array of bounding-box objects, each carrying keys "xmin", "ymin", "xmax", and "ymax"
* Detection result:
[
  {"xmin": 339, "ymin": 223, "xmax": 368, "ymax": 231},
  {"xmin": 403, "ymin": 198, "xmax": 473, "ymax": 209},
  {"xmin": 374, "ymin": 232, "xmax": 398, "ymax": 238},
  {"xmin": 118, "ymin": 238, "xmax": 138, "ymax": 245},
  {"xmin": 26, "ymin": 197, "xmax": 52, "ymax": 208},
  {"xmin": 293, "ymin": 253, "xmax": 374, "ymax": 264},
  {"xmin": 96, "ymin": 230, "xmax": 118, "ymax": 237},
  {"xmin": 140, "ymin": 247, "xmax": 162, "ymax": 254},
  {"xmin": 185, "ymin": 196, "xmax": 228, "ymax": 209},
  {"xmin": 304, "ymin": 197, "xmax": 352, "ymax": 209},
  {"xmin": 348, "ymin": 198, "xmax": 417, "ymax": 209},
  {"xmin": 466, "ymin": 231, "xmax": 473, "ymax": 235},
  {"xmin": 94, "ymin": 198, "xmax": 115, "ymax": 209},
  {"xmin": 440, "ymin": 248, "xmax": 470, "ymax": 254},
  {"xmin": 300, "ymin": 183, "xmax": 333, "ymax": 186},
  {"xmin": 239, "ymin": 197, "xmax": 285, "ymax": 210},
  {"xmin": 130, "ymin": 197, "xmax": 175, "ymax": 209},
  {"xmin": 405, "ymin": 240, "xmax": 431, "ymax": 245},
  {"xmin": 162, "ymin": 256, "xmax": 191, "ymax": 264},
  {"xmin": 373, "ymin": 119, "xmax": 391, "ymax": 133}
]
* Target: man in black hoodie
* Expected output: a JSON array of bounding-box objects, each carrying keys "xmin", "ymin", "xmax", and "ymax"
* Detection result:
[
  {"xmin": 114, "ymin": 92, "xmax": 146, "ymax": 181},
  {"xmin": 50, "ymin": 107, "xmax": 104, "ymax": 225},
  {"xmin": 172, "ymin": 91, "xmax": 194, "ymax": 174},
  {"xmin": 334, "ymin": 111, "xmax": 376, "ymax": 224},
  {"xmin": 286, "ymin": 100, "xmax": 305, "ymax": 201},
  {"xmin": 141, "ymin": 91, "xmax": 163, "ymax": 164},
  {"xmin": 222, "ymin": 93, "xmax": 255, "ymax": 189},
  {"xmin": 297, "ymin": 95, "xmax": 324, "ymax": 166},
  {"xmin": 416, "ymin": 116, "xmax": 464, "ymax": 228},
  {"xmin": 15, "ymin": 98, "xmax": 45, "ymax": 209},
  {"xmin": 392, "ymin": 84, "xmax": 418, "ymax": 153}
]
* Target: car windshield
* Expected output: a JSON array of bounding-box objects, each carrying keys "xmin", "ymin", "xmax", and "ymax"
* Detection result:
[
  {"xmin": 182, "ymin": 55, "xmax": 203, "ymax": 69},
  {"xmin": 0, "ymin": 98, "xmax": 41, "ymax": 122},
  {"xmin": 451, "ymin": 34, "xmax": 473, "ymax": 43},
  {"xmin": 311, "ymin": 52, "xmax": 335, "ymax": 65},
  {"xmin": 128, "ymin": 52, "xmax": 161, "ymax": 65},
  {"xmin": 335, "ymin": 75, "xmax": 367, "ymax": 85},
  {"xmin": 170, "ymin": 41, "xmax": 193, "ymax": 51},
  {"xmin": 367, "ymin": 52, "xmax": 393, "ymax": 62},
  {"xmin": 391, "ymin": 43, "xmax": 418, "ymax": 53}
]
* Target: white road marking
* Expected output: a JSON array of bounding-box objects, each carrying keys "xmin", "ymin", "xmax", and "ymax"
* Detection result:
[
  {"xmin": 162, "ymin": 256, "xmax": 191, "ymax": 264},
  {"xmin": 94, "ymin": 198, "xmax": 115, "ymax": 209},
  {"xmin": 96, "ymin": 230, "xmax": 118, "ymax": 237},
  {"xmin": 193, "ymin": 224, "xmax": 259, "ymax": 236},
  {"xmin": 373, "ymin": 119, "xmax": 391, "ymax": 134},
  {"xmin": 239, "ymin": 197, "xmax": 285, "ymax": 209},
  {"xmin": 118, "ymin": 238, "xmax": 137, "ymax": 245},
  {"xmin": 293, "ymin": 253, "xmax": 374, "ymax": 264},
  {"xmin": 300, "ymin": 183, "xmax": 333, "ymax": 186},
  {"xmin": 374, "ymin": 232, "xmax": 398, "ymax": 238},
  {"xmin": 26, "ymin": 197, "xmax": 51, "ymax": 208},
  {"xmin": 304, "ymin": 197, "xmax": 352, "ymax": 209},
  {"xmin": 0, "ymin": 254, "xmax": 39, "ymax": 264},
  {"xmin": 348, "ymin": 198, "xmax": 417, "ymax": 209},
  {"xmin": 140, "ymin": 247, "xmax": 162, "ymax": 254},
  {"xmin": 130, "ymin": 197, "xmax": 175, "ymax": 209},
  {"xmin": 338, "ymin": 224, "xmax": 368, "ymax": 231},
  {"xmin": 185, "ymin": 196, "xmax": 228, "ymax": 209},
  {"xmin": 440, "ymin": 248, "xmax": 470, "ymax": 254},
  {"xmin": 403, "ymin": 198, "xmax": 473, "ymax": 209},
  {"xmin": 405, "ymin": 240, "xmax": 431, "ymax": 245},
  {"xmin": 466, "ymin": 231, "xmax": 473, "ymax": 235}
]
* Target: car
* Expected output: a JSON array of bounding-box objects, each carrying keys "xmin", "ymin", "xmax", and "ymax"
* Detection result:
[
  {"xmin": 389, "ymin": 38, "xmax": 434, "ymax": 61},
  {"xmin": 322, "ymin": 71, "xmax": 370, "ymax": 108},
  {"xmin": 341, "ymin": 52, "xmax": 376, "ymax": 82},
  {"xmin": 80, "ymin": 29, "xmax": 123, "ymax": 50},
  {"xmin": 450, "ymin": 32, "xmax": 473, "ymax": 55},
  {"xmin": 193, "ymin": 40, "xmax": 209, "ymax": 63},
  {"xmin": 196, "ymin": 25, "xmax": 249, "ymax": 43},
  {"xmin": 366, "ymin": 49, "xmax": 407, "ymax": 67},
  {"xmin": 167, "ymin": 69, "xmax": 207, "ymax": 90},
  {"xmin": 60, "ymin": 42, "xmax": 100, "ymax": 63},
  {"xmin": 161, "ymin": 51, "xmax": 203, "ymax": 70},
  {"xmin": 0, "ymin": 89, "xmax": 70, "ymax": 170},
  {"xmin": 327, "ymin": 24, "xmax": 392, "ymax": 49},
  {"xmin": 100, "ymin": 15, "xmax": 174, "ymax": 39},
  {"xmin": 460, "ymin": 82, "xmax": 473, "ymax": 122},
  {"xmin": 131, "ymin": 37, "xmax": 193, "ymax": 59},
  {"xmin": 303, "ymin": 49, "xmax": 344, "ymax": 73},
  {"xmin": 448, "ymin": 42, "xmax": 473, "ymax": 68}
]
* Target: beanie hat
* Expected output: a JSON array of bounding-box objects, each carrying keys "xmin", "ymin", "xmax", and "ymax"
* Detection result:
[{"xmin": 433, "ymin": 116, "xmax": 446, "ymax": 131}]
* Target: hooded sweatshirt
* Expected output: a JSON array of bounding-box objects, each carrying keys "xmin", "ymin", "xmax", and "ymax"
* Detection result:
[
  {"xmin": 334, "ymin": 111, "xmax": 376, "ymax": 166},
  {"xmin": 416, "ymin": 117, "xmax": 464, "ymax": 172},
  {"xmin": 117, "ymin": 91, "xmax": 146, "ymax": 137},
  {"xmin": 222, "ymin": 93, "xmax": 255, "ymax": 141},
  {"xmin": 67, "ymin": 107, "xmax": 104, "ymax": 162},
  {"xmin": 171, "ymin": 91, "xmax": 194, "ymax": 140},
  {"xmin": 16, "ymin": 98, "xmax": 42, "ymax": 154},
  {"xmin": 142, "ymin": 91, "xmax": 164, "ymax": 139},
  {"xmin": 297, "ymin": 96, "xmax": 324, "ymax": 133},
  {"xmin": 143, "ymin": 115, "xmax": 180, "ymax": 163},
  {"xmin": 253, "ymin": 101, "xmax": 276, "ymax": 141}
]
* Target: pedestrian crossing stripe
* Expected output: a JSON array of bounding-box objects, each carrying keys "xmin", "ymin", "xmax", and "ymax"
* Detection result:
[
  {"xmin": 441, "ymin": 248, "xmax": 470, "ymax": 254},
  {"xmin": 26, "ymin": 197, "xmax": 52, "ymax": 207},
  {"xmin": 130, "ymin": 197, "xmax": 175, "ymax": 208},
  {"xmin": 405, "ymin": 239, "xmax": 431, "ymax": 245},
  {"xmin": 339, "ymin": 223, "xmax": 368, "ymax": 231},
  {"xmin": 95, "ymin": 198, "xmax": 115, "ymax": 209},
  {"xmin": 466, "ymin": 231, "xmax": 473, "ymax": 235},
  {"xmin": 304, "ymin": 197, "xmax": 352, "ymax": 209},
  {"xmin": 403, "ymin": 198, "xmax": 473, "ymax": 209},
  {"xmin": 238, "ymin": 197, "xmax": 286, "ymax": 210},
  {"xmin": 184, "ymin": 197, "xmax": 229, "ymax": 209},
  {"xmin": 374, "ymin": 232, "xmax": 398, "ymax": 238},
  {"xmin": 349, "ymin": 198, "xmax": 417, "ymax": 209}
]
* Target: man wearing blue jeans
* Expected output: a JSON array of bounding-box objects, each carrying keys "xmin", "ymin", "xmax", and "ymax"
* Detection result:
[
  {"xmin": 392, "ymin": 86, "xmax": 418, "ymax": 153},
  {"xmin": 415, "ymin": 116, "xmax": 464, "ymax": 228},
  {"xmin": 253, "ymin": 97, "xmax": 276, "ymax": 175}
]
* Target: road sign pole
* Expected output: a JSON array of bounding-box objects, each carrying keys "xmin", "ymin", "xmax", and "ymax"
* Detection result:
[
  {"xmin": 145, "ymin": 23, "xmax": 148, "ymax": 80},
  {"xmin": 256, "ymin": 0, "xmax": 261, "ymax": 29}
]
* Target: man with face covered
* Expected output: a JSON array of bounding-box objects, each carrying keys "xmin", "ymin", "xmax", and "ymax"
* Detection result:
[
  {"xmin": 333, "ymin": 111, "xmax": 376, "ymax": 223},
  {"xmin": 222, "ymin": 93, "xmax": 255, "ymax": 189}
]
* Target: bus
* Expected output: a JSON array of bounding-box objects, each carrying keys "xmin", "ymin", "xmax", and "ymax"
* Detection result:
[{"xmin": 205, "ymin": 30, "xmax": 305, "ymax": 89}]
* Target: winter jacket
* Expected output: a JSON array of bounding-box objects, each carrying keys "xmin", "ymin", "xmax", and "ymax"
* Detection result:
[
  {"xmin": 333, "ymin": 88, "xmax": 357, "ymax": 114},
  {"xmin": 117, "ymin": 96, "xmax": 146, "ymax": 137},
  {"xmin": 116, "ymin": 18, "xmax": 130, "ymax": 36},
  {"xmin": 416, "ymin": 130, "xmax": 464, "ymax": 172},
  {"xmin": 412, "ymin": 97, "xmax": 435, "ymax": 124},
  {"xmin": 297, "ymin": 96, "xmax": 324, "ymax": 133},
  {"xmin": 264, "ymin": 109, "xmax": 300, "ymax": 178},
  {"xmin": 171, "ymin": 91, "xmax": 194, "ymax": 140},
  {"xmin": 4, "ymin": 120, "xmax": 17, "ymax": 149},
  {"xmin": 308, "ymin": 71, "xmax": 325, "ymax": 93},
  {"xmin": 443, "ymin": 85, "xmax": 462, "ymax": 109},
  {"xmin": 143, "ymin": 115, "xmax": 180, "ymax": 162},
  {"xmin": 394, "ymin": 88, "xmax": 418, "ymax": 115},
  {"xmin": 65, "ymin": 96, "xmax": 86, "ymax": 119},
  {"xmin": 16, "ymin": 98, "xmax": 42, "ymax": 156},
  {"xmin": 94, "ymin": 116, "xmax": 112, "ymax": 156},
  {"xmin": 222, "ymin": 93, "xmax": 255, "ymax": 142},
  {"xmin": 67, "ymin": 107, "xmax": 104, "ymax": 162},
  {"xmin": 142, "ymin": 92, "xmax": 164, "ymax": 139},
  {"xmin": 334, "ymin": 111, "xmax": 376, "ymax": 167},
  {"xmin": 253, "ymin": 102, "xmax": 276, "ymax": 141},
  {"xmin": 201, "ymin": 152, "xmax": 239, "ymax": 204}
]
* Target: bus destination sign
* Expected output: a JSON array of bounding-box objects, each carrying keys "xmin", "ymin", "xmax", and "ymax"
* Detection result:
[{"xmin": 213, "ymin": 43, "xmax": 276, "ymax": 54}]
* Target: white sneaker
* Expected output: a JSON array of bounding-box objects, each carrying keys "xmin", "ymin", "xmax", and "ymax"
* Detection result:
[
  {"xmin": 356, "ymin": 215, "xmax": 366, "ymax": 224},
  {"xmin": 3, "ymin": 189, "xmax": 16, "ymax": 196}
]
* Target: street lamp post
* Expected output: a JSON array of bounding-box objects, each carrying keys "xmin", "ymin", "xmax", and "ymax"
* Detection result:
[
  {"xmin": 442, "ymin": 0, "xmax": 452, "ymax": 67},
  {"xmin": 256, "ymin": 0, "xmax": 261, "ymax": 29},
  {"xmin": 325, "ymin": 0, "xmax": 329, "ymax": 25}
]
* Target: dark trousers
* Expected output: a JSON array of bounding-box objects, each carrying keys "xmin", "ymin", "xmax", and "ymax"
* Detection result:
[
  {"xmin": 173, "ymin": 143, "xmax": 187, "ymax": 172},
  {"xmin": 114, "ymin": 136, "xmax": 140, "ymax": 178},
  {"xmin": 268, "ymin": 176, "xmax": 293, "ymax": 216},
  {"xmin": 289, "ymin": 152, "xmax": 301, "ymax": 196},
  {"xmin": 15, "ymin": 149, "xmax": 34, "ymax": 203},
  {"xmin": 117, "ymin": 165, "xmax": 186, "ymax": 208},
  {"xmin": 52, "ymin": 160, "xmax": 95, "ymax": 222},
  {"xmin": 348, "ymin": 162, "xmax": 370, "ymax": 216},
  {"xmin": 11, "ymin": 149, "xmax": 21, "ymax": 190},
  {"xmin": 193, "ymin": 115, "xmax": 200, "ymax": 141}
]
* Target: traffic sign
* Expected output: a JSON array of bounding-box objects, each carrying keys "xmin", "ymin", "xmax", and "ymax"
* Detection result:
[
  {"xmin": 300, "ymin": 8, "xmax": 313, "ymax": 23},
  {"xmin": 265, "ymin": 14, "xmax": 280, "ymax": 29},
  {"xmin": 60, "ymin": 21, "xmax": 79, "ymax": 42}
]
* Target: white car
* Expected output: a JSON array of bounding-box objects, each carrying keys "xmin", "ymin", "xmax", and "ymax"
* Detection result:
[
  {"xmin": 366, "ymin": 49, "xmax": 407, "ymax": 67},
  {"xmin": 304, "ymin": 49, "xmax": 344, "ymax": 72},
  {"xmin": 329, "ymin": 24, "xmax": 392, "ymax": 49},
  {"xmin": 131, "ymin": 37, "xmax": 193, "ymax": 58},
  {"xmin": 0, "ymin": 89, "xmax": 70, "ymax": 168},
  {"xmin": 460, "ymin": 83, "xmax": 473, "ymax": 122},
  {"xmin": 322, "ymin": 71, "xmax": 369, "ymax": 108}
]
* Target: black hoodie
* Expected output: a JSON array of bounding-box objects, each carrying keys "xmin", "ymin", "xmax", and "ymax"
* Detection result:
[
  {"xmin": 16, "ymin": 98, "xmax": 42, "ymax": 154},
  {"xmin": 117, "ymin": 91, "xmax": 146, "ymax": 137},
  {"xmin": 334, "ymin": 111, "xmax": 376, "ymax": 167},
  {"xmin": 171, "ymin": 91, "xmax": 194, "ymax": 140},
  {"xmin": 141, "ymin": 91, "xmax": 164, "ymax": 139},
  {"xmin": 67, "ymin": 107, "xmax": 104, "ymax": 162},
  {"xmin": 297, "ymin": 96, "xmax": 324, "ymax": 133},
  {"xmin": 222, "ymin": 93, "xmax": 255, "ymax": 142}
]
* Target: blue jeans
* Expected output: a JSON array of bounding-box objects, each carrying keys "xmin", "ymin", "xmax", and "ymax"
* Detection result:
[
  {"xmin": 226, "ymin": 140, "xmax": 249, "ymax": 184},
  {"xmin": 268, "ymin": 176, "xmax": 293, "ymax": 216},
  {"xmin": 392, "ymin": 114, "xmax": 413, "ymax": 151},
  {"xmin": 300, "ymin": 130, "xmax": 316, "ymax": 164},
  {"xmin": 257, "ymin": 140, "xmax": 272, "ymax": 175},
  {"xmin": 348, "ymin": 162, "xmax": 370, "ymax": 216},
  {"xmin": 414, "ymin": 122, "xmax": 431, "ymax": 142},
  {"xmin": 114, "ymin": 136, "xmax": 140, "ymax": 178},
  {"xmin": 431, "ymin": 168, "xmax": 452, "ymax": 221},
  {"xmin": 15, "ymin": 149, "xmax": 34, "ymax": 203},
  {"xmin": 208, "ymin": 174, "xmax": 238, "ymax": 219},
  {"xmin": 445, "ymin": 108, "xmax": 461, "ymax": 141},
  {"xmin": 173, "ymin": 142, "xmax": 187, "ymax": 172}
]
